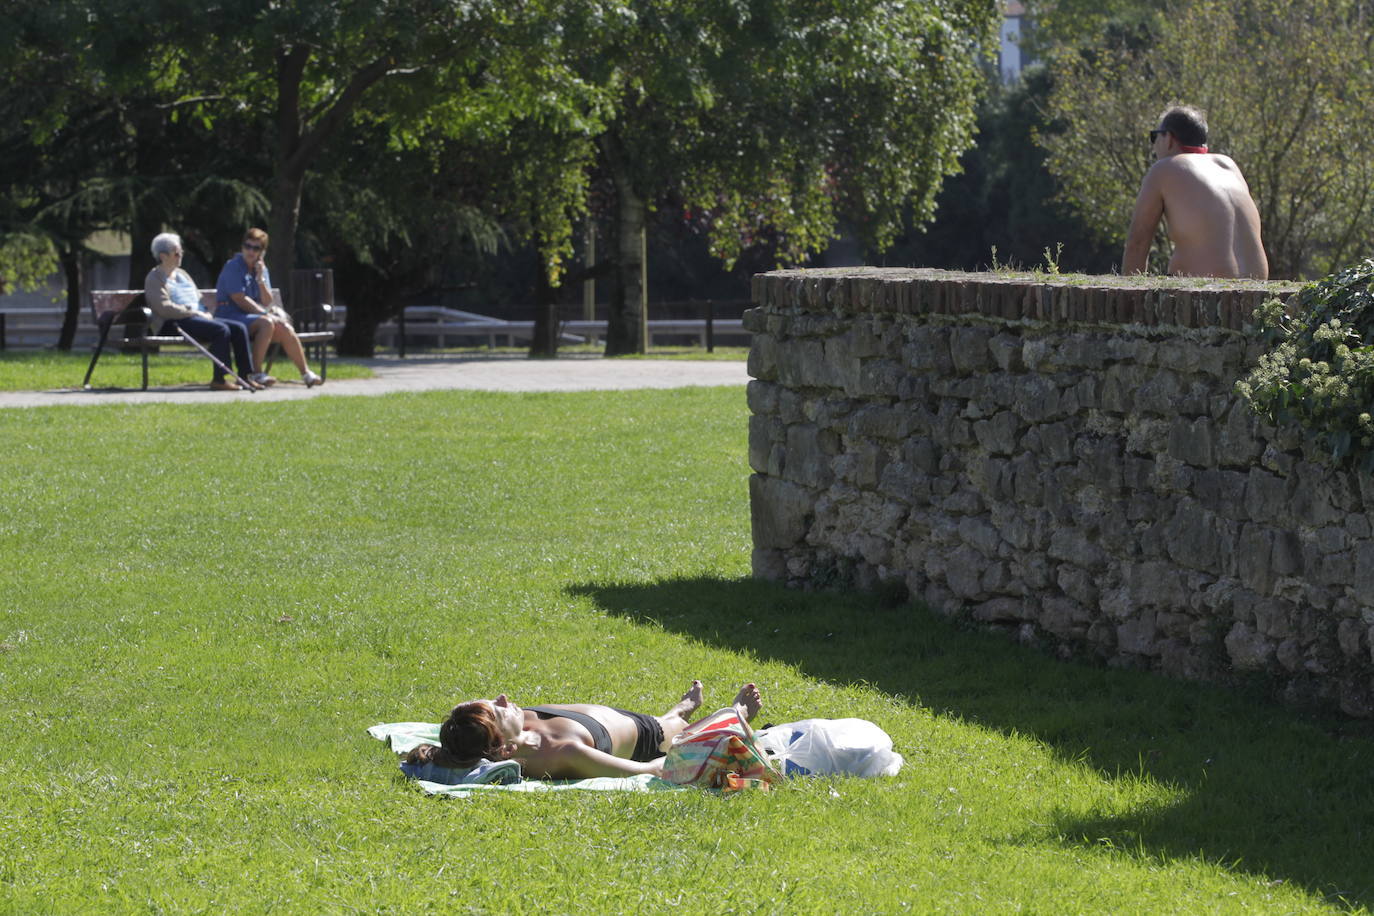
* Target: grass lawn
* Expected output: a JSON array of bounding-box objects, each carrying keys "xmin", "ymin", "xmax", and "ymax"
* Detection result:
[
  {"xmin": 2, "ymin": 387, "xmax": 1372, "ymax": 913},
  {"xmin": 0, "ymin": 350, "xmax": 375, "ymax": 393}
]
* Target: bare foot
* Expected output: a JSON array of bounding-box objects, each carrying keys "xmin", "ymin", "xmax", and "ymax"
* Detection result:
[
  {"xmin": 732, "ymin": 683, "xmax": 762, "ymax": 722},
  {"xmin": 656, "ymin": 679, "xmax": 705, "ymax": 751},
  {"xmin": 666, "ymin": 679, "xmax": 703, "ymax": 722}
]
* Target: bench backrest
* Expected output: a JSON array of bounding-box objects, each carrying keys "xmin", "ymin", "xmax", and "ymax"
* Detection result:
[
  {"xmin": 90, "ymin": 290, "xmax": 146, "ymax": 323},
  {"xmin": 89, "ymin": 289, "xmax": 283, "ymax": 323}
]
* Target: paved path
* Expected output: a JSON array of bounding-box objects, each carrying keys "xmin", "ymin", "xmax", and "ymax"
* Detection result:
[{"xmin": 0, "ymin": 354, "xmax": 751, "ymax": 409}]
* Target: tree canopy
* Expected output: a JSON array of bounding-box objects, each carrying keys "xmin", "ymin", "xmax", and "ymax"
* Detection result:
[
  {"xmin": 1, "ymin": 0, "xmax": 999, "ymax": 355},
  {"xmin": 580, "ymin": 0, "xmax": 998, "ymax": 352}
]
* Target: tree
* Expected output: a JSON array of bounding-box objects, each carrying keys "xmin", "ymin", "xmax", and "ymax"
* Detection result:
[
  {"xmin": 2, "ymin": 0, "xmax": 997, "ymax": 358},
  {"xmin": 1019, "ymin": 0, "xmax": 1167, "ymax": 57},
  {"xmin": 300, "ymin": 0, "xmax": 620, "ymax": 355},
  {"xmin": 0, "ymin": 0, "xmax": 136, "ymax": 347},
  {"xmin": 192, "ymin": 0, "xmax": 527, "ymax": 281},
  {"xmin": 303, "ymin": 126, "xmax": 504, "ymax": 356},
  {"xmin": 577, "ymin": 0, "xmax": 997, "ymax": 354},
  {"xmin": 873, "ymin": 67, "xmax": 1119, "ymax": 274},
  {"xmin": 1038, "ymin": 0, "xmax": 1374, "ymax": 279},
  {"xmin": 0, "ymin": 0, "xmax": 267, "ymax": 346}
]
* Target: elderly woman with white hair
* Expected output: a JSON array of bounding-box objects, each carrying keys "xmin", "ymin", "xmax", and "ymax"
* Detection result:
[{"xmin": 143, "ymin": 232, "xmax": 260, "ymax": 390}]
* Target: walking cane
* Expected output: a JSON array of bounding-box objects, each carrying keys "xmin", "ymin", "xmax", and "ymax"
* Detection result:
[{"xmin": 175, "ymin": 328, "xmax": 259, "ymax": 392}]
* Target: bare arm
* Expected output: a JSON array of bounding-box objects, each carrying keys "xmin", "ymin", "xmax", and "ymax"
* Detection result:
[
  {"xmin": 228, "ymin": 292, "xmax": 265, "ymax": 313},
  {"xmin": 526, "ymin": 740, "xmax": 664, "ymax": 780},
  {"xmin": 230, "ymin": 263, "xmax": 273, "ymax": 313},
  {"xmin": 1122, "ymin": 167, "xmax": 1166, "ymax": 275}
]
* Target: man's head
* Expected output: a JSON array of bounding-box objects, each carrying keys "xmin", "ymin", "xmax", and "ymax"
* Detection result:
[{"xmin": 1152, "ymin": 105, "xmax": 1208, "ymax": 151}]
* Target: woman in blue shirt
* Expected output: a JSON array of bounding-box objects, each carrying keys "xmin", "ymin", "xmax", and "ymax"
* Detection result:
[{"xmin": 214, "ymin": 227, "xmax": 323, "ymax": 387}]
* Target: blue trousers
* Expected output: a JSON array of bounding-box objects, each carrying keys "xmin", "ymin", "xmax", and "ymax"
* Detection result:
[{"xmin": 161, "ymin": 315, "xmax": 255, "ymax": 381}]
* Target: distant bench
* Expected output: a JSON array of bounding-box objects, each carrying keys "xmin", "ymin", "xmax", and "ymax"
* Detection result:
[{"xmin": 83, "ymin": 289, "xmax": 335, "ymax": 389}]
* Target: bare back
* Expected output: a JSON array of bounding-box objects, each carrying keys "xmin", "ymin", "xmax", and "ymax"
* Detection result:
[{"xmin": 1123, "ymin": 153, "xmax": 1268, "ymax": 280}]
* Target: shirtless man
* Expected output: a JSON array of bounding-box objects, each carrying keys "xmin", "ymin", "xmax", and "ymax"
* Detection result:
[{"xmin": 1121, "ymin": 105, "xmax": 1268, "ymax": 280}]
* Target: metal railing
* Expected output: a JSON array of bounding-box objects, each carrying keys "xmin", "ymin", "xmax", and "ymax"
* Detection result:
[{"xmin": 385, "ymin": 299, "xmax": 752, "ymax": 356}]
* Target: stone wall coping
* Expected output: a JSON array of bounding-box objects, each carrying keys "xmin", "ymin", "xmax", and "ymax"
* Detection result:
[{"xmin": 751, "ymin": 267, "xmax": 1303, "ymax": 332}]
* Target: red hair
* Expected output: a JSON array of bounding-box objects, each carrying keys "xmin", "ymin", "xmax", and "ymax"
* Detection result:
[{"xmin": 438, "ymin": 701, "xmax": 503, "ymax": 764}]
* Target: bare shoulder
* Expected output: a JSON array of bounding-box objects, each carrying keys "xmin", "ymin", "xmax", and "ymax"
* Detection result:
[
  {"xmin": 1200, "ymin": 154, "xmax": 1254, "ymax": 191},
  {"xmin": 1154, "ymin": 153, "xmax": 1245, "ymax": 185},
  {"xmin": 1142, "ymin": 157, "xmax": 1185, "ymax": 189}
]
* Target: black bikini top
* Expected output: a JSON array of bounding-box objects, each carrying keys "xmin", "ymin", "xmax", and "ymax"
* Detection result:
[{"xmin": 526, "ymin": 706, "xmax": 613, "ymax": 754}]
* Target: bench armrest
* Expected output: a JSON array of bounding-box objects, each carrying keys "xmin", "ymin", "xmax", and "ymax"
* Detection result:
[{"xmin": 99, "ymin": 304, "xmax": 152, "ymax": 332}]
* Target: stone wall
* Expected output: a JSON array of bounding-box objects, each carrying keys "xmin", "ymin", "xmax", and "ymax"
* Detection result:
[{"xmin": 746, "ymin": 267, "xmax": 1374, "ymax": 716}]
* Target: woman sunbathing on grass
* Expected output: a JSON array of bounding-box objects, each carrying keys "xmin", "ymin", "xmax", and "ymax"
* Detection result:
[{"xmin": 407, "ymin": 680, "xmax": 763, "ymax": 779}]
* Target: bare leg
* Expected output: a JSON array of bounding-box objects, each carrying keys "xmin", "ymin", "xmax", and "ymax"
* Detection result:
[
  {"xmin": 654, "ymin": 679, "xmax": 703, "ymax": 749},
  {"xmin": 272, "ymin": 322, "xmax": 311, "ymax": 375},
  {"xmin": 250, "ymin": 317, "xmax": 274, "ymax": 371},
  {"xmin": 732, "ymin": 683, "xmax": 762, "ymax": 722}
]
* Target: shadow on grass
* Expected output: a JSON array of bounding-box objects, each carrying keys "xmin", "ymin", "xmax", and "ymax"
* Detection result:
[{"xmin": 570, "ymin": 574, "xmax": 1374, "ymax": 909}]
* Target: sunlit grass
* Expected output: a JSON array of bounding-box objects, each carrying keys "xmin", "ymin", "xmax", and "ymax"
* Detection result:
[
  {"xmin": 0, "ymin": 350, "xmax": 374, "ymax": 392},
  {"xmin": 1, "ymin": 388, "xmax": 1371, "ymax": 913}
]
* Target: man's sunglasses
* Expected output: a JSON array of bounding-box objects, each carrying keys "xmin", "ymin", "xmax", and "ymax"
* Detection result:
[
  {"xmin": 243, "ymin": 242, "xmax": 264, "ymax": 251},
  {"xmin": 1149, "ymin": 129, "xmax": 1169, "ymax": 143}
]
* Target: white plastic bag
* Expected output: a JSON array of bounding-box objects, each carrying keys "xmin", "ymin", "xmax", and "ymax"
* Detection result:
[{"xmin": 753, "ymin": 718, "xmax": 904, "ymax": 778}]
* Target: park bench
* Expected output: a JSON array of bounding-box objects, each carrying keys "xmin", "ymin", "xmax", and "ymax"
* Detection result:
[{"xmin": 82, "ymin": 289, "xmax": 334, "ymax": 389}]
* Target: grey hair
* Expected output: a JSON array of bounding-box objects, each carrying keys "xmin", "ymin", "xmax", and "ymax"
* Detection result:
[{"xmin": 151, "ymin": 232, "xmax": 182, "ymax": 258}]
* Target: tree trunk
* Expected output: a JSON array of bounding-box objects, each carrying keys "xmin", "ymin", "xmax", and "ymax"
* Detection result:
[
  {"xmin": 528, "ymin": 247, "xmax": 561, "ymax": 358},
  {"xmin": 267, "ymin": 47, "xmax": 310, "ymax": 283},
  {"xmin": 126, "ymin": 209, "xmax": 162, "ymax": 291},
  {"xmin": 267, "ymin": 172, "xmax": 305, "ymax": 283},
  {"xmin": 57, "ymin": 244, "xmax": 83, "ymax": 351},
  {"xmin": 266, "ymin": 46, "xmax": 392, "ymax": 285},
  {"xmin": 337, "ymin": 308, "xmax": 382, "ymax": 357},
  {"xmin": 125, "ymin": 109, "xmax": 166, "ymax": 289},
  {"xmin": 600, "ymin": 137, "xmax": 647, "ymax": 356}
]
